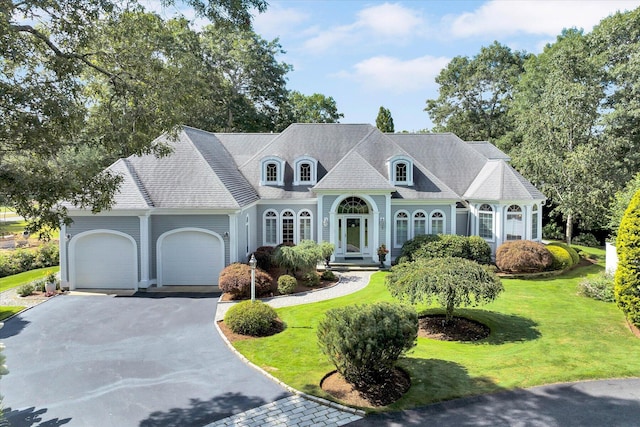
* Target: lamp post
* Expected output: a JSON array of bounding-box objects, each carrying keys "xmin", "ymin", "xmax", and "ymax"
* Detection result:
[{"xmin": 249, "ymin": 253, "xmax": 257, "ymax": 302}]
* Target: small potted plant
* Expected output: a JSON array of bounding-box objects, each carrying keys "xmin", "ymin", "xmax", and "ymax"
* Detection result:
[
  {"xmin": 44, "ymin": 271, "xmax": 58, "ymax": 296},
  {"xmin": 377, "ymin": 244, "xmax": 389, "ymax": 268}
]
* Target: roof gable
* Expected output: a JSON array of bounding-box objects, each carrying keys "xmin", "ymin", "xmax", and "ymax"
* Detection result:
[
  {"xmin": 464, "ymin": 160, "xmax": 545, "ymax": 200},
  {"xmin": 313, "ymin": 150, "xmax": 395, "ymax": 191}
]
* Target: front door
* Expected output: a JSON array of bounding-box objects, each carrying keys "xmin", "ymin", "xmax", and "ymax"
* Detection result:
[{"xmin": 345, "ymin": 217, "xmax": 361, "ymax": 255}]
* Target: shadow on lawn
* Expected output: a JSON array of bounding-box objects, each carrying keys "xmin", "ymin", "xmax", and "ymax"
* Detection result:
[
  {"xmin": 419, "ymin": 308, "xmax": 541, "ymax": 345},
  {"xmin": 3, "ymin": 406, "xmax": 71, "ymax": 427}
]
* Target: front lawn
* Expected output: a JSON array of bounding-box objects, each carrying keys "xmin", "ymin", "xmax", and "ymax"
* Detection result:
[
  {"xmin": 1, "ymin": 307, "xmax": 24, "ymax": 321},
  {"xmin": 231, "ymin": 248, "xmax": 640, "ymax": 411},
  {"xmin": 0, "ymin": 267, "xmax": 59, "ymax": 292}
]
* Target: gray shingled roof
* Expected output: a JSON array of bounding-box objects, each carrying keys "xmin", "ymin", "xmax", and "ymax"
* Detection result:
[
  {"xmin": 464, "ymin": 160, "xmax": 545, "ymax": 200},
  {"xmin": 105, "ymin": 159, "xmax": 154, "ymax": 209},
  {"xmin": 314, "ymin": 150, "xmax": 395, "ymax": 191}
]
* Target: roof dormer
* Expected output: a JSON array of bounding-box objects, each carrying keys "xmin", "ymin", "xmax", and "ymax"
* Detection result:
[
  {"xmin": 260, "ymin": 156, "xmax": 285, "ymax": 186},
  {"xmin": 387, "ymin": 155, "xmax": 414, "ymax": 186},
  {"xmin": 293, "ymin": 156, "xmax": 318, "ymax": 186}
]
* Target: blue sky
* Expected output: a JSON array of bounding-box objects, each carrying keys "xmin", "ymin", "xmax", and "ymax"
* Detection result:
[{"xmin": 155, "ymin": 1, "xmax": 640, "ymax": 132}]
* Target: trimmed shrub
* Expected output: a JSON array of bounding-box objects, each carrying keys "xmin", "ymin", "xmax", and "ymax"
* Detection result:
[
  {"xmin": 387, "ymin": 257, "xmax": 503, "ymax": 322},
  {"xmin": 17, "ymin": 283, "xmax": 35, "ymax": 297},
  {"xmin": 547, "ymin": 245, "xmax": 573, "ymax": 270},
  {"xmin": 303, "ymin": 271, "xmax": 320, "ymax": 287},
  {"xmin": 614, "ymin": 189, "xmax": 640, "ymax": 327},
  {"xmin": 0, "ymin": 242, "xmax": 60, "ymax": 278},
  {"xmin": 321, "ymin": 270, "xmax": 337, "ymax": 281},
  {"xmin": 572, "ymin": 233, "xmax": 600, "ymax": 248},
  {"xmin": 224, "ymin": 300, "xmax": 278, "ymax": 336},
  {"xmin": 273, "ymin": 240, "xmax": 324, "ymax": 276},
  {"xmin": 317, "ymin": 302, "xmax": 417, "ymax": 392},
  {"xmin": 579, "ymin": 272, "xmax": 615, "ymax": 302},
  {"xmin": 547, "ymin": 242, "xmax": 580, "ymax": 265},
  {"xmin": 252, "ymin": 246, "xmax": 275, "ymax": 271},
  {"xmin": 495, "ymin": 240, "xmax": 553, "ymax": 273},
  {"xmin": 218, "ymin": 263, "xmax": 273, "ymax": 299},
  {"xmin": 399, "ymin": 234, "xmax": 491, "ymax": 264},
  {"xmin": 277, "ymin": 274, "xmax": 297, "ymax": 295}
]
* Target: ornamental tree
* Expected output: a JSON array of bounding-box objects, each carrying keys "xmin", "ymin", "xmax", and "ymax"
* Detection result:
[
  {"xmin": 387, "ymin": 257, "xmax": 503, "ymax": 323},
  {"xmin": 614, "ymin": 189, "xmax": 640, "ymax": 327}
]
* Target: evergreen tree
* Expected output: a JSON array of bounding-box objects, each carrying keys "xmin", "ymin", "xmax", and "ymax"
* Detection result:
[
  {"xmin": 376, "ymin": 106, "xmax": 395, "ymax": 133},
  {"xmin": 614, "ymin": 189, "xmax": 640, "ymax": 327}
]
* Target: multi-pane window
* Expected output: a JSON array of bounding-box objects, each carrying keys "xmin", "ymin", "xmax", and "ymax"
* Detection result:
[
  {"xmin": 478, "ymin": 204, "xmax": 494, "ymax": 240},
  {"xmin": 264, "ymin": 211, "xmax": 278, "ymax": 245},
  {"xmin": 299, "ymin": 211, "xmax": 312, "ymax": 241},
  {"xmin": 395, "ymin": 211, "xmax": 409, "ymax": 247},
  {"xmin": 413, "ymin": 211, "xmax": 426, "ymax": 236},
  {"xmin": 532, "ymin": 204, "xmax": 539, "ymax": 240},
  {"xmin": 431, "ymin": 211, "xmax": 444, "ymax": 235},
  {"xmin": 299, "ymin": 163, "xmax": 311, "ymax": 183},
  {"xmin": 266, "ymin": 163, "xmax": 278, "ymax": 182},
  {"xmin": 506, "ymin": 205, "xmax": 523, "ymax": 240},
  {"xmin": 395, "ymin": 162, "xmax": 407, "ymax": 182},
  {"xmin": 282, "ymin": 211, "xmax": 294, "ymax": 244},
  {"xmin": 338, "ymin": 197, "xmax": 369, "ymax": 214}
]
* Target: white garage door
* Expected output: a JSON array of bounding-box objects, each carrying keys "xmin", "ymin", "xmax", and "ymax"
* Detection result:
[
  {"xmin": 73, "ymin": 232, "xmax": 137, "ymax": 289},
  {"xmin": 159, "ymin": 230, "xmax": 223, "ymax": 286}
]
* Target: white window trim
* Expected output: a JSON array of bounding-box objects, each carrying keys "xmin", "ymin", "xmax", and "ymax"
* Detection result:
[
  {"xmin": 245, "ymin": 214, "xmax": 250, "ymax": 256},
  {"xmin": 505, "ymin": 204, "xmax": 524, "ymax": 241},
  {"xmin": 297, "ymin": 209, "xmax": 313, "ymax": 243},
  {"xmin": 281, "ymin": 209, "xmax": 295, "ymax": 244},
  {"xmin": 260, "ymin": 156, "xmax": 285, "ymax": 186},
  {"xmin": 429, "ymin": 209, "xmax": 446, "ymax": 235},
  {"xmin": 532, "ymin": 204, "xmax": 539, "ymax": 240},
  {"xmin": 387, "ymin": 156, "xmax": 414, "ymax": 186},
  {"xmin": 263, "ymin": 210, "xmax": 279, "ymax": 246},
  {"xmin": 293, "ymin": 156, "xmax": 318, "ymax": 186},
  {"xmin": 412, "ymin": 210, "xmax": 427, "ymax": 237},
  {"xmin": 477, "ymin": 204, "xmax": 495, "ymax": 242},
  {"xmin": 394, "ymin": 210, "xmax": 410, "ymax": 248}
]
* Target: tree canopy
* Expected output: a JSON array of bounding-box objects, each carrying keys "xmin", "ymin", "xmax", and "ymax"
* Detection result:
[{"xmin": 375, "ymin": 106, "xmax": 394, "ymax": 133}]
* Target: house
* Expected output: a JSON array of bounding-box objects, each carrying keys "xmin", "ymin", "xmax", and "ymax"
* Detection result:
[{"xmin": 59, "ymin": 123, "xmax": 545, "ymax": 291}]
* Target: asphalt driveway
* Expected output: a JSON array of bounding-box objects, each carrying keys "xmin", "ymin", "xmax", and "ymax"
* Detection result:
[{"xmin": 0, "ymin": 293, "xmax": 290, "ymax": 426}]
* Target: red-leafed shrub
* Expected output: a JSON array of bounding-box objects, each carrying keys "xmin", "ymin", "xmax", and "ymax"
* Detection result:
[
  {"xmin": 218, "ymin": 263, "xmax": 273, "ymax": 298},
  {"xmin": 495, "ymin": 240, "xmax": 553, "ymax": 273}
]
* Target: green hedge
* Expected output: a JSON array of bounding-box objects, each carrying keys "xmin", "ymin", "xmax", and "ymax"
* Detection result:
[
  {"xmin": 0, "ymin": 243, "xmax": 59, "ymax": 278},
  {"xmin": 547, "ymin": 242, "xmax": 580, "ymax": 265},
  {"xmin": 224, "ymin": 300, "xmax": 278, "ymax": 336},
  {"xmin": 547, "ymin": 245, "xmax": 573, "ymax": 270},
  {"xmin": 614, "ymin": 189, "xmax": 640, "ymax": 327},
  {"xmin": 398, "ymin": 234, "xmax": 491, "ymax": 264}
]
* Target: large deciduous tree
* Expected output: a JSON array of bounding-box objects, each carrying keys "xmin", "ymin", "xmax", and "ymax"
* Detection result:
[
  {"xmin": 375, "ymin": 106, "xmax": 394, "ymax": 133},
  {"xmin": 425, "ymin": 41, "xmax": 528, "ymax": 143},
  {"xmin": 509, "ymin": 29, "xmax": 608, "ymax": 243},
  {"xmin": 277, "ymin": 91, "xmax": 343, "ymax": 130}
]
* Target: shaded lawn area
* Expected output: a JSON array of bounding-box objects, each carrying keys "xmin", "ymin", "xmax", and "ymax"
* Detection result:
[
  {"xmin": 1, "ymin": 307, "xmax": 23, "ymax": 321},
  {"xmin": 232, "ymin": 249, "xmax": 640, "ymax": 411},
  {"xmin": 0, "ymin": 267, "xmax": 60, "ymax": 292}
]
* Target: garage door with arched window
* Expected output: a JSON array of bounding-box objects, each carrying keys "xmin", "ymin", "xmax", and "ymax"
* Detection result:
[
  {"xmin": 157, "ymin": 228, "xmax": 224, "ymax": 287},
  {"xmin": 70, "ymin": 230, "xmax": 138, "ymax": 290}
]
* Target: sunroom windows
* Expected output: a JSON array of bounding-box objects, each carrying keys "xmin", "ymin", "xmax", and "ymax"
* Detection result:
[
  {"xmin": 478, "ymin": 204, "xmax": 494, "ymax": 240},
  {"xmin": 262, "ymin": 209, "xmax": 314, "ymax": 245}
]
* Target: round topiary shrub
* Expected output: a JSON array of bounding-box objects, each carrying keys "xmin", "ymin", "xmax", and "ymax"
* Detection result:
[
  {"xmin": 547, "ymin": 242, "xmax": 580, "ymax": 265},
  {"xmin": 495, "ymin": 240, "xmax": 553, "ymax": 273},
  {"xmin": 218, "ymin": 263, "xmax": 273, "ymax": 299},
  {"xmin": 303, "ymin": 271, "xmax": 320, "ymax": 287},
  {"xmin": 547, "ymin": 245, "xmax": 573, "ymax": 270},
  {"xmin": 317, "ymin": 302, "xmax": 417, "ymax": 393},
  {"xmin": 224, "ymin": 300, "xmax": 278, "ymax": 336},
  {"xmin": 277, "ymin": 274, "xmax": 297, "ymax": 295},
  {"xmin": 321, "ymin": 270, "xmax": 337, "ymax": 281},
  {"xmin": 614, "ymin": 189, "xmax": 640, "ymax": 328}
]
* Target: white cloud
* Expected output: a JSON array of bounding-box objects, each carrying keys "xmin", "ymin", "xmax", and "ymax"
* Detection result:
[
  {"xmin": 449, "ymin": 0, "xmax": 640, "ymax": 38},
  {"xmin": 252, "ymin": 6, "xmax": 310, "ymax": 39},
  {"xmin": 335, "ymin": 55, "xmax": 451, "ymax": 94},
  {"xmin": 303, "ymin": 2, "xmax": 424, "ymax": 53}
]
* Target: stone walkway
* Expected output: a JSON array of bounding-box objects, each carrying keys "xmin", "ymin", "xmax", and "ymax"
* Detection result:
[{"xmin": 212, "ymin": 271, "xmax": 373, "ymax": 426}]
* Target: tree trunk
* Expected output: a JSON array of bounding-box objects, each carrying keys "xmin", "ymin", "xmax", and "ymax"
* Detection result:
[{"xmin": 565, "ymin": 214, "xmax": 573, "ymax": 245}]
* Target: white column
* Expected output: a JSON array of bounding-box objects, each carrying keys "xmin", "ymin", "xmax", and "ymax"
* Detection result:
[
  {"xmin": 524, "ymin": 205, "xmax": 532, "ymax": 240},
  {"xmin": 59, "ymin": 223, "xmax": 68, "ymax": 285},
  {"xmin": 385, "ymin": 193, "xmax": 392, "ymax": 266},
  {"xmin": 450, "ymin": 203, "xmax": 457, "ymax": 235},
  {"xmin": 494, "ymin": 204, "xmax": 503, "ymax": 249},
  {"xmin": 139, "ymin": 215, "xmax": 150, "ymax": 288},
  {"xmin": 317, "ymin": 195, "xmax": 324, "ymax": 243},
  {"xmin": 228, "ymin": 213, "xmax": 238, "ymax": 263}
]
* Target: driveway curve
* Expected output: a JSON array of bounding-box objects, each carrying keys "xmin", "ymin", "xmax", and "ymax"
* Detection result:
[{"xmin": 1, "ymin": 293, "xmax": 290, "ymax": 426}]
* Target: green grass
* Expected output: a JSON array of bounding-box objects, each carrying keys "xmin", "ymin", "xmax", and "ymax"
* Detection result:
[
  {"xmin": 232, "ymin": 247, "xmax": 640, "ymax": 411},
  {"xmin": 0, "ymin": 267, "xmax": 59, "ymax": 292},
  {"xmin": 1, "ymin": 307, "xmax": 24, "ymax": 321}
]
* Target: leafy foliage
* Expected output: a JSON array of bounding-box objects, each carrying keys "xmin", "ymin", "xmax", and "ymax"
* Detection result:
[
  {"xmin": 277, "ymin": 274, "xmax": 297, "ymax": 295},
  {"xmin": 321, "ymin": 270, "xmax": 337, "ymax": 281},
  {"xmin": 547, "ymin": 245, "xmax": 574, "ymax": 270},
  {"xmin": 398, "ymin": 234, "xmax": 491, "ymax": 264},
  {"xmin": 571, "ymin": 233, "xmax": 600, "ymax": 248},
  {"xmin": 579, "ymin": 272, "xmax": 615, "ymax": 302},
  {"xmin": 16, "ymin": 283, "xmax": 35, "ymax": 297},
  {"xmin": 224, "ymin": 300, "xmax": 278, "ymax": 336},
  {"xmin": 547, "ymin": 242, "xmax": 580, "ymax": 265},
  {"xmin": 495, "ymin": 240, "xmax": 553, "ymax": 273},
  {"xmin": 273, "ymin": 240, "xmax": 324, "ymax": 276},
  {"xmin": 0, "ymin": 243, "xmax": 60, "ymax": 278},
  {"xmin": 375, "ymin": 106, "xmax": 395, "ymax": 133},
  {"xmin": 218, "ymin": 263, "xmax": 273, "ymax": 299},
  {"xmin": 317, "ymin": 302, "xmax": 417, "ymax": 391},
  {"xmin": 252, "ymin": 246, "xmax": 275, "ymax": 270},
  {"xmin": 387, "ymin": 257, "xmax": 503, "ymax": 322},
  {"xmin": 614, "ymin": 189, "xmax": 640, "ymax": 327},
  {"xmin": 277, "ymin": 91, "xmax": 343, "ymax": 129},
  {"xmin": 608, "ymin": 173, "xmax": 640, "ymax": 242}
]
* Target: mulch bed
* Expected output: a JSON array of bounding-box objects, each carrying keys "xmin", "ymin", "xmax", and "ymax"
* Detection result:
[
  {"xmin": 217, "ymin": 318, "xmax": 285, "ymax": 342},
  {"xmin": 220, "ymin": 269, "xmax": 337, "ymax": 301},
  {"xmin": 321, "ymin": 368, "xmax": 411, "ymax": 408},
  {"xmin": 419, "ymin": 314, "xmax": 490, "ymax": 341}
]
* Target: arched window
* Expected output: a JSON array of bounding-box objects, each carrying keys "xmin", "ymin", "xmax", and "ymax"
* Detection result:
[
  {"xmin": 395, "ymin": 162, "xmax": 407, "ymax": 182},
  {"xmin": 478, "ymin": 204, "xmax": 494, "ymax": 240},
  {"xmin": 430, "ymin": 211, "xmax": 445, "ymax": 235},
  {"xmin": 506, "ymin": 205, "xmax": 523, "ymax": 240},
  {"xmin": 281, "ymin": 210, "xmax": 295, "ymax": 244},
  {"xmin": 338, "ymin": 197, "xmax": 369, "ymax": 214},
  {"xmin": 263, "ymin": 210, "xmax": 278, "ymax": 245},
  {"xmin": 298, "ymin": 210, "xmax": 312, "ymax": 241},
  {"xmin": 395, "ymin": 211, "xmax": 409, "ymax": 247},
  {"xmin": 388, "ymin": 156, "xmax": 414, "ymax": 185},
  {"xmin": 293, "ymin": 156, "xmax": 318, "ymax": 185},
  {"xmin": 260, "ymin": 156, "xmax": 285, "ymax": 186},
  {"xmin": 532, "ymin": 204, "xmax": 539, "ymax": 240},
  {"xmin": 413, "ymin": 211, "xmax": 426, "ymax": 236}
]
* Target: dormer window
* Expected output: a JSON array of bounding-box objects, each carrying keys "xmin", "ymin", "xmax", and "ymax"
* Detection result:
[
  {"xmin": 293, "ymin": 156, "xmax": 318, "ymax": 185},
  {"xmin": 388, "ymin": 156, "xmax": 414, "ymax": 186},
  {"xmin": 260, "ymin": 156, "xmax": 285, "ymax": 186}
]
